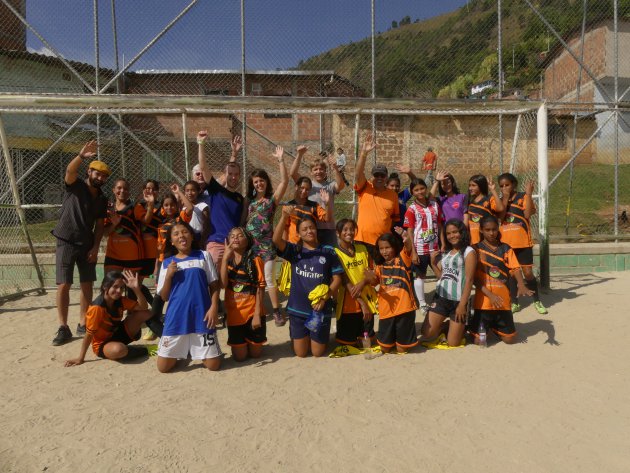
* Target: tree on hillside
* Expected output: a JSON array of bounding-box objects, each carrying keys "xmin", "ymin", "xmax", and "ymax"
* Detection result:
[{"xmin": 391, "ymin": 20, "xmax": 398, "ymax": 29}]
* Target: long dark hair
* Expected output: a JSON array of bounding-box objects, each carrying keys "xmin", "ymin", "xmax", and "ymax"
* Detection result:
[
  {"xmin": 335, "ymin": 218, "xmax": 357, "ymax": 235},
  {"xmin": 100, "ymin": 270, "xmax": 125, "ymax": 295},
  {"xmin": 438, "ymin": 173, "xmax": 461, "ymax": 196},
  {"xmin": 163, "ymin": 220, "xmax": 200, "ymax": 258},
  {"xmin": 468, "ymin": 174, "xmax": 489, "ymax": 197},
  {"xmin": 374, "ymin": 232, "xmax": 402, "ymax": 265},
  {"xmin": 478, "ymin": 214, "xmax": 502, "ymax": 243},
  {"xmin": 443, "ymin": 218, "xmax": 470, "ymax": 254},
  {"xmin": 227, "ymin": 227, "xmax": 258, "ymax": 282},
  {"xmin": 247, "ymin": 169, "xmax": 273, "ymax": 199}
]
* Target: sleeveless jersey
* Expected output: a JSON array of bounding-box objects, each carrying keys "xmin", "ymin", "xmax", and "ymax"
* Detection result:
[
  {"xmin": 334, "ymin": 244, "xmax": 378, "ymax": 318},
  {"xmin": 436, "ymin": 246, "xmax": 475, "ymax": 301},
  {"xmin": 501, "ymin": 192, "xmax": 534, "ymax": 249},
  {"xmin": 468, "ymin": 195, "xmax": 498, "ymax": 245}
]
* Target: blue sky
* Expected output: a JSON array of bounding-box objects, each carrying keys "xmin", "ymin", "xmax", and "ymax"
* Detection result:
[{"xmin": 25, "ymin": 0, "xmax": 469, "ymax": 71}]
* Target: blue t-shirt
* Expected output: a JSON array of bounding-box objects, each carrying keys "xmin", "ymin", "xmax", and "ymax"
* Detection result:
[
  {"xmin": 204, "ymin": 177, "xmax": 244, "ymax": 244},
  {"xmin": 277, "ymin": 243, "xmax": 344, "ymax": 319},
  {"xmin": 157, "ymin": 250, "xmax": 218, "ymax": 336}
]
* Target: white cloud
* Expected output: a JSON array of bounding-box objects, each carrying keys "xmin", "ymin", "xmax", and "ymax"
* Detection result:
[{"xmin": 27, "ymin": 45, "xmax": 59, "ymax": 58}]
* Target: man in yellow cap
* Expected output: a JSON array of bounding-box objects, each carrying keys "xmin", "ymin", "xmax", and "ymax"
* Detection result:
[{"xmin": 52, "ymin": 140, "xmax": 111, "ymax": 346}]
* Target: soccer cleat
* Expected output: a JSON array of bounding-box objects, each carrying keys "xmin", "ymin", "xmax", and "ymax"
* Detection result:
[
  {"xmin": 142, "ymin": 329, "xmax": 157, "ymax": 341},
  {"xmin": 533, "ymin": 301, "xmax": 548, "ymax": 315},
  {"xmin": 52, "ymin": 325, "xmax": 73, "ymax": 346},
  {"xmin": 76, "ymin": 324, "xmax": 86, "ymax": 336},
  {"xmin": 273, "ymin": 310, "xmax": 286, "ymax": 327},
  {"xmin": 511, "ymin": 303, "xmax": 521, "ymax": 314}
]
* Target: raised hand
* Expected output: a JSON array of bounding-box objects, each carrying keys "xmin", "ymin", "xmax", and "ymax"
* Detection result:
[
  {"xmin": 231, "ymin": 135, "xmax": 242, "ymax": 154},
  {"xmin": 273, "ymin": 145, "xmax": 284, "ymax": 162},
  {"xmin": 122, "ymin": 269, "xmax": 139, "ymax": 291},
  {"xmin": 361, "ymin": 133, "xmax": 376, "ymax": 155},
  {"xmin": 326, "ymin": 153, "xmax": 339, "ymax": 170},
  {"xmin": 143, "ymin": 188, "xmax": 155, "ymax": 204},
  {"xmin": 296, "ymin": 145, "xmax": 307, "ymax": 155},
  {"xmin": 525, "ymin": 180, "xmax": 535, "ymax": 195},
  {"xmin": 319, "ymin": 188, "xmax": 330, "ymax": 207},
  {"xmin": 435, "ymin": 170, "xmax": 449, "ymax": 182},
  {"xmin": 170, "ymin": 183, "xmax": 180, "ymax": 195},
  {"xmin": 281, "ymin": 204, "xmax": 295, "ymax": 218},
  {"xmin": 197, "ymin": 130, "xmax": 208, "ymax": 144},
  {"xmin": 397, "ymin": 164, "xmax": 411, "ymax": 175},
  {"xmin": 487, "ymin": 177, "xmax": 497, "ymax": 194},
  {"xmin": 79, "ymin": 140, "xmax": 98, "ymax": 159}
]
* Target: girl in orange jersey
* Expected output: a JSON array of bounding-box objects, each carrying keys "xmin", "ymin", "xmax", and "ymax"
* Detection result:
[
  {"xmin": 64, "ymin": 270, "xmax": 152, "ymax": 366},
  {"xmin": 498, "ymin": 173, "xmax": 547, "ymax": 315},
  {"xmin": 469, "ymin": 215, "xmax": 533, "ymax": 344},
  {"xmin": 103, "ymin": 179, "xmax": 143, "ymax": 274},
  {"xmin": 364, "ymin": 230, "xmax": 418, "ymax": 353},
  {"xmin": 220, "ymin": 227, "xmax": 266, "ymax": 362},
  {"xmin": 134, "ymin": 179, "xmax": 163, "ymax": 280},
  {"xmin": 467, "ymin": 174, "xmax": 504, "ymax": 245}
]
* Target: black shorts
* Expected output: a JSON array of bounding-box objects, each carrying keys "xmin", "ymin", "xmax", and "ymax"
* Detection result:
[
  {"xmin": 335, "ymin": 312, "xmax": 375, "ymax": 345},
  {"xmin": 96, "ymin": 323, "xmax": 141, "ymax": 358},
  {"xmin": 430, "ymin": 293, "xmax": 465, "ymax": 322},
  {"xmin": 103, "ymin": 256, "xmax": 143, "ymax": 272},
  {"xmin": 468, "ymin": 310, "xmax": 516, "ymax": 338},
  {"xmin": 138, "ymin": 258, "xmax": 156, "ymax": 277},
  {"xmin": 513, "ymin": 247, "xmax": 534, "ymax": 267},
  {"xmin": 55, "ymin": 240, "xmax": 96, "ymax": 285},
  {"xmin": 412, "ymin": 255, "xmax": 431, "ymax": 278},
  {"xmin": 377, "ymin": 311, "xmax": 418, "ymax": 349},
  {"xmin": 227, "ymin": 317, "xmax": 267, "ymax": 347}
]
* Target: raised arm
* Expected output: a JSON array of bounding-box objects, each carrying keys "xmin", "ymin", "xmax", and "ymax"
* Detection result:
[
  {"xmin": 171, "ymin": 184, "xmax": 193, "ymax": 218},
  {"xmin": 487, "ymin": 178, "xmax": 505, "ymax": 214},
  {"xmin": 65, "ymin": 140, "xmax": 97, "ymax": 185},
  {"xmin": 523, "ymin": 180, "xmax": 537, "ymax": 220},
  {"xmin": 355, "ymin": 133, "xmax": 376, "ymax": 190},
  {"xmin": 123, "ymin": 269, "xmax": 148, "ymax": 310},
  {"xmin": 196, "ymin": 131, "xmax": 213, "ymax": 183},
  {"xmin": 289, "ymin": 145, "xmax": 307, "ymax": 183},
  {"xmin": 430, "ymin": 170, "xmax": 447, "ymax": 198},
  {"xmin": 272, "ymin": 146, "xmax": 289, "ymax": 204},
  {"xmin": 272, "ymin": 205, "xmax": 294, "ymax": 253},
  {"xmin": 219, "ymin": 240, "xmax": 234, "ymax": 289},
  {"xmin": 397, "ymin": 164, "xmax": 417, "ymax": 182},
  {"xmin": 327, "ymin": 153, "xmax": 346, "ymax": 193}
]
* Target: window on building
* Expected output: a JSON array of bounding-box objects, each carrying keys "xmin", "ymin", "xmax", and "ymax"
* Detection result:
[
  {"xmin": 143, "ymin": 150, "xmax": 174, "ymax": 183},
  {"xmin": 548, "ymin": 124, "xmax": 566, "ymax": 149}
]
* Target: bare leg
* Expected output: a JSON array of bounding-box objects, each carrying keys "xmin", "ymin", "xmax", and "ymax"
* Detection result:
[
  {"xmin": 248, "ymin": 344, "xmax": 263, "ymax": 358},
  {"xmin": 123, "ymin": 310, "xmax": 152, "ymax": 336},
  {"xmin": 293, "ymin": 337, "xmax": 311, "ymax": 357},
  {"xmin": 101, "ymin": 342, "xmax": 129, "ymax": 360},
  {"xmin": 310, "ymin": 340, "xmax": 327, "ymax": 358},
  {"xmin": 446, "ymin": 320, "xmax": 466, "ymax": 347},
  {"xmin": 231, "ymin": 345, "xmax": 249, "ymax": 362},
  {"xmin": 79, "ymin": 281, "xmax": 93, "ymax": 327},
  {"xmin": 56, "ymin": 283, "xmax": 71, "ymax": 326},
  {"xmin": 268, "ymin": 286, "xmax": 280, "ymax": 311},
  {"xmin": 157, "ymin": 356, "xmax": 178, "ymax": 373},
  {"xmin": 421, "ymin": 311, "xmax": 446, "ymax": 340},
  {"xmin": 202, "ymin": 357, "xmax": 221, "ymax": 371}
]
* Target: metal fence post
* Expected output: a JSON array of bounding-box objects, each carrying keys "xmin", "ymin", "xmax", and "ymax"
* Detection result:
[{"xmin": 537, "ymin": 103, "xmax": 550, "ymax": 289}]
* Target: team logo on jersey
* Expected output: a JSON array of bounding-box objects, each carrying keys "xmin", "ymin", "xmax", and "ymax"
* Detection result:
[
  {"xmin": 233, "ymin": 284, "xmax": 244, "ymax": 293},
  {"xmin": 319, "ymin": 256, "xmax": 326, "ymax": 264},
  {"xmin": 385, "ymin": 277, "xmax": 394, "ymax": 285},
  {"xmin": 452, "ymin": 201, "xmax": 460, "ymax": 209},
  {"xmin": 506, "ymin": 214, "xmax": 515, "ymax": 223},
  {"xmin": 471, "ymin": 215, "xmax": 481, "ymax": 223},
  {"xmin": 115, "ymin": 226, "xmax": 124, "ymax": 234},
  {"xmin": 489, "ymin": 267, "xmax": 501, "ymax": 279}
]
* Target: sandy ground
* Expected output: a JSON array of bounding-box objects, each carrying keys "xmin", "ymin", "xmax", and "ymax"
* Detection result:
[{"xmin": 1, "ymin": 272, "xmax": 629, "ymax": 473}]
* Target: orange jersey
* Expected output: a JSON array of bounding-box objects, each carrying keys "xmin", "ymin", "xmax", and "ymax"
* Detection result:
[
  {"xmin": 354, "ymin": 180, "xmax": 399, "ymax": 245},
  {"xmin": 422, "ymin": 151, "xmax": 437, "ymax": 170},
  {"xmin": 285, "ymin": 200, "xmax": 328, "ymax": 244},
  {"xmin": 374, "ymin": 248, "xmax": 417, "ymax": 319},
  {"xmin": 134, "ymin": 201, "xmax": 166, "ymax": 260},
  {"xmin": 224, "ymin": 255, "xmax": 266, "ymax": 326},
  {"xmin": 473, "ymin": 240, "xmax": 521, "ymax": 311},
  {"xmin": 468, "ymin": 195, "xmax": 499, "ymax": 245},
  {"xmin": 86, "ymin": 295, "xmax": 137, "ymax": 355},
  {"xmin": 156, "ymin": 211, "xmax": 192, "ymax": 262},
  {"xmin": 501, "ymin": 192, "xmax": 535, "ymax": 249},
  {"xmin": 105, "ymin": 201, "xmax": 144, "ymax": 262}
]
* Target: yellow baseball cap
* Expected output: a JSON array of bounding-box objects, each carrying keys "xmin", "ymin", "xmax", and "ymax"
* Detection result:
[{"xmin": 88, "ymin": 160, "xmax": 112, "ymax": 176}]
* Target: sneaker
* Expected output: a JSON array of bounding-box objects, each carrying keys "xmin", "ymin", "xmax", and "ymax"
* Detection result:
[
  {"xmin": 76, "ymin": 324, "xmax": 86, "ymax": 336},
  {"xmin": 52, "ymin": 325, "xmax": 72, "ymax": 346},
  {"xmin": 511, "ymin": 303, "xmax": 521, "ymax": 314},
  {"xmin": 273, "ymin": 310, "xmax": 286, "ymax": 327},
  {"xmin": 533, "ymin": 301, "xmax": 548, "ymax": 315},
  {"xmin": 142, "ymin": 329, "xmax": 157, "ymax": 341}
]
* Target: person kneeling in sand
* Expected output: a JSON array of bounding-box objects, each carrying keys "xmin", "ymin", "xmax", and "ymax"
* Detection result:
[{"xmin": 65, "ymin": 270, "xmax": 153, "ymax": 366}]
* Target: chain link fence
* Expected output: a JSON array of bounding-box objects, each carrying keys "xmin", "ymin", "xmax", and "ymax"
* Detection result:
[{"xmin": 0, "ymin": 0, "xmax": 629, "ymax": 298}]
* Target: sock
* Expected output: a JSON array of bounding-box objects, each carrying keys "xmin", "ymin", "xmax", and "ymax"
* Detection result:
[
  {"xmin": 525, "ymin": 278, "xmax": 540, "ymax": 302},
  {"xmin": 413, "ymin": 278, "xmax": 426, "ymax": 306},
  {"xmin": 508, "ymin": 278, "xmax": 518, "ymax": 304}
]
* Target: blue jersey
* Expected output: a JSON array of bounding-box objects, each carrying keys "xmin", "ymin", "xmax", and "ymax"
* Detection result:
[
  {"xmin": 157, "ymin": 250, "xmax": 218, "ymax": 336},
  {"xmin": 278, "ymin": 243, "xmax": 344, "ymax": 318}
]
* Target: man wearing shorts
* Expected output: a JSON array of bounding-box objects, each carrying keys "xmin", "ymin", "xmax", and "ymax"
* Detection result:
[{"xmin": 52, "ymin": 140, "xmax": 109, "ymax": 345}]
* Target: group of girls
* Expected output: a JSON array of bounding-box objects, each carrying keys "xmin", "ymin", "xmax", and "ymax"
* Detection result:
[{"xmin": 65, "ymin": 135, "xmax": 549, "ymax": 371}]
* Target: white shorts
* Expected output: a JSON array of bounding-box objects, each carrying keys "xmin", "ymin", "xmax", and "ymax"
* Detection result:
[{"xmin": 157, "ymin": 331, "xmax": 223, "ymax": 360}]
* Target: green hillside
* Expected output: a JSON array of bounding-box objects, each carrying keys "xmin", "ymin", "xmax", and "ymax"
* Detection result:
[{"xmin": 298, "ymin": 0, "xmax": 629, "ymax": 98}]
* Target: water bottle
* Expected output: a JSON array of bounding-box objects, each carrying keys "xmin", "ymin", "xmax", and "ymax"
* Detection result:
[
  {"xmin": 478, "ymin": 320, "xmax": 487, "ymax": 348},
  {"xmin": 362, "ymin": 331, "xmax": 373, "ymax": 359}
]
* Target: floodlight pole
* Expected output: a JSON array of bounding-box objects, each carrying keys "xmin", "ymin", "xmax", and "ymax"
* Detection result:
[
  {"xmin": 537, "ymin": 103, "xmax": 549, "ymax": 289},
  {"xmin": 614, "ymin": 0, "xmax": 619, "ymax": 240},
  {"xmin": 0, "ymin": 115, "xmax": 46, "ymax": 295}
]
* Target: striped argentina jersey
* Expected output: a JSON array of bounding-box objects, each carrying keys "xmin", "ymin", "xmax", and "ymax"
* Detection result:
[{"xmin": 436, "ymin": 246, "xmax": 475, "ymax": 301}]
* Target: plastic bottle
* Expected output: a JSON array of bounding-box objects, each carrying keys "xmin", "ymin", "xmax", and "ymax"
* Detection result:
[
  {"xmin": 362, "ymin": 331, "xmax": 373, "ymax": 359},
  {"xmin": 478, "ymin": 320, "xmax": 487, "ymax": 348}
]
